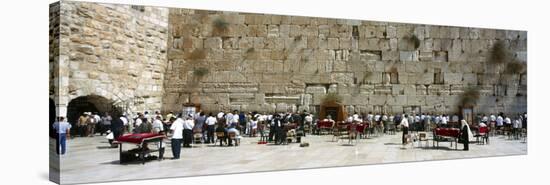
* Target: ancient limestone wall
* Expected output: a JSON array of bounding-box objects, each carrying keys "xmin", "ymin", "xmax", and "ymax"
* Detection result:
[
  {"xmin": 52, "ymin": 2, "xmax": 169, "ymax": 116},
  {"xmin": 50, "ymin": 2, "xmax": 62, "ymax": 115},
  {"xmin": 163, "ymin": 9, "xmax": 527, "ymax": 115}
]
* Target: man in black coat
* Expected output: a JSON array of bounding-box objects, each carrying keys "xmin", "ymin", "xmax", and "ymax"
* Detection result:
[
  {"xmin": 273, "ymin": 115, "xmax": 285, "ymax": 145},
  {"xmin": 110, "ymin": 114, "xmax": 125, "ymax": 143}
]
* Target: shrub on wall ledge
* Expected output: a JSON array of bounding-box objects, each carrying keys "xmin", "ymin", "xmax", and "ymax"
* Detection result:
[
  {"xmin": 410, "ymin": 35, "xmax": 421, "ymax": 50},
  {"xmin": 460, "ymin": 86, "xmax": 480, "ymax": 107},
  {"xmin": 212, "ymin": 17, "xmax": 229, "ymax": 35},
  {"xmin": 489, "ymin": 40, "xmax": 511, "ymax": 64},
  {"xmin": 193, "ymin": 67, "xmax": 209, "ymax": 78},
  {"xmin": 322, "ymin": 93, "xmax": 343, "ymax": 104},
  {"xmin": 504, "ymin": 61, "xmax": 526, "ymax": 74}
]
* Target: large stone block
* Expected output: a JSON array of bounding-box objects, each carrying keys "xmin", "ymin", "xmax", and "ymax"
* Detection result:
[
  {"xmin": 327, "ymin": 38, "xmax": 339, "ymax": 49},
  {"xmin": 358, "ymin": 38, "xmax": 380, "ymax": 50},
  {"xmin": 386, "ymin": 95, "xmax": 407, "ymax": 105},
  {"xmin": 407, "ymin": 96, "xmax": 426, "ymax": 106},
  {"xmin": 399, "ymin": 51, "xmax": 419, "ymax": 62},
  {"xmin": 443, "ymin": 73, "xmax": 463, "ymax": 84}
]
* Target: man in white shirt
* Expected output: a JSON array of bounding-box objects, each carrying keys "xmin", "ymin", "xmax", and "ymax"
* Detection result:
[
  {"xmin": 170, "ymin": 117, "xmax": 184, "ymax": 159},
  {"xmin": 231, "ymin": 113, "xmax": 240, "ymax": 128},
  {"xmin": 53, "ymin": 117, "xmax": 71, "ymax": 155},
  {"xmin": 152, "ymin": 115, "xmax": 164, "ymax": 134},
  {"xmin": 182, "ymin": 115, "xmax": 195, "ymax": 148},
  {"xmin": 367, "ymin": 112, "xmax": 374, "ymax": 124},
  {"xmin": 496, "ymin": 115, "xmax": 504, "ymax": 128},
  {"xmin": 441, "ymin": 114, "xmax": 448, "ymax": 127},
  {"xmin": 205, "ymin": 113, "xmax": 217, "ymax": 143},
  {"xmin": 505, "ymin": 116, "xmax": 512, "ymax": 126},
  {"xmin": 135, "ymin": 113, "xmax": 143, "ymax": 127},
  {"xmin": 400, "ymin": 115, "xmax": 409, "ymax": 145},
  {"xmin": 225, "ymin": 112, "xmax": 234, "ymax": 126},
  {"xmin": 305, "ymin": 114, "xmax": 313, "ymax": 133},
  {"xmin": 120, "ymin": 115, "xmax": 128, "ymax": 133},
  {"xmin": 512, "ymin": 118, "xmax": 521, "ymax": 139},
  {"xmin": 481, "ymin": 114, "xmax": 488, "ymax": 124}
]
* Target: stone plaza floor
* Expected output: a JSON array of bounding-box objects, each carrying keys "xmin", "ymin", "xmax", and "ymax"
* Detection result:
[{"xmin": 51, "ymin": 132, "xmax": 527, "ymax": 184}]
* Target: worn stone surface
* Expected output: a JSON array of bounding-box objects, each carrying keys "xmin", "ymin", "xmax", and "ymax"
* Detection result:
[{"xmin": 51, "ymin": 2, "xmax": 527, "ymax": 117}]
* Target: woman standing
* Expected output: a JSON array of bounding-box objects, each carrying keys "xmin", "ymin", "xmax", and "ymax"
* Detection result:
[{"xmin": 460, "ymin": 120, "xmax": 474, "ymax": 151}]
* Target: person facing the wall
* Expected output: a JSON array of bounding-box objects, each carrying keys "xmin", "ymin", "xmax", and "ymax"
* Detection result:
[{"xmin": 169, "ymin": 117, "xmax": 184, "ymax": 159}]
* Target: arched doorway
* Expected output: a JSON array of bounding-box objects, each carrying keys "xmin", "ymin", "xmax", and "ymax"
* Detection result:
[
  {"xmin": 67, "ymin": 95, "xmax": 122, "ymax": 136},
  {"xmin": 49, "ymin": 98, "xmax": 56, "ymax": 138}
]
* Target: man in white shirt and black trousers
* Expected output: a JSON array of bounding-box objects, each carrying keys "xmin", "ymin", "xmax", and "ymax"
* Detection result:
[
  {"xmin": 182, "ymin": 115, "xmax": 195, "ymax": 148},
  {"xmin": 169, "ymin": 117, "xmax": 184, "ymax": 159},
  {"xmin": 400, "ymin": 114, "xmax": 409, "ymax": 145}
]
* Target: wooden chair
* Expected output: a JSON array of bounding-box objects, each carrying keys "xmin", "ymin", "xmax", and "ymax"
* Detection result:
[
  {"xmin": 474, "ymin": 127, "xmax": 489, "ymax": 144},
  {"xmin": 193, "ymin": 128, "xmax": 203, "ymax": 144},
  {"xmin": 228, "ymin": 132, "xmax": 240, "ymax": 146},
  {"xmin": 417, "ymin": 132, "xmax": 429, "ymax": 147},
  {"xmin": 215, "ymin": 132, "xmax": 225, "ymax": 146},
  {"xmin": 344, "ymin": 124, "xmax": 359, "ymax": 145}
]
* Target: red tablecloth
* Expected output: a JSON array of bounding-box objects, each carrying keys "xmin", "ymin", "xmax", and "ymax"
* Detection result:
[
  {"xmin": 434, "ymin": 128, "xmax": 460, "ymax": 138},
  {"xmin": 347, "ymin": 124, "xmax": 366, "ymax": 134},
  {"xmin": 116, "ymin": 133, "xmax": 165, "ymax": 144},
  {"xmin": 478, "ymin": 126, "xmax": 489, "ymax": 134},
  {"xmin": 317, "ymin": 121, "xmax": 334, "ymax": 129}
]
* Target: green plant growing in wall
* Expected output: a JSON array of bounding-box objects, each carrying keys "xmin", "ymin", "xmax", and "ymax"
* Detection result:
[
  {"xmin": 488, "ymin": 40, "xmax": 510, "ymax": 64},
  {"xmin": 322, "ymin": 92, "xmax": 343, "ymax": 104},
  {"xmin": 193, "ymin": 67, "xmax": 209, "ymax": 78},
  {"xmin": 410, "ymin": 35, "xmax": 421, "ymax": 50},
  {"xmin": 504, "ymin": 61, "xmax": 526, "ymax": 74},
  {"xmin": 460, "ymin": 86, "xmax": 480, "ymax": 107},
  {"xmin": 212, "ymin": 17, "xmax": 229, "ymax": 35},
  {"xmin": 294, "ymin": 35, "xmax": 303, "ymax": 42}
]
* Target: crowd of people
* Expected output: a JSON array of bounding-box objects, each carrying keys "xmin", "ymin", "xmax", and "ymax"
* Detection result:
[{"xmin": 52, "ymin": 109, "xmax": 527, "ymax": 157}]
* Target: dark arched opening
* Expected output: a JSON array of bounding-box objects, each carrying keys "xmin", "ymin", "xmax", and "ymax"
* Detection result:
[
  {"xmin": 67, "ymin": 95, "xmax": 122, "ymax": 136},
  {"xmin": 49, "ymin": 98, "xmax": 56, "ymax": 138}
]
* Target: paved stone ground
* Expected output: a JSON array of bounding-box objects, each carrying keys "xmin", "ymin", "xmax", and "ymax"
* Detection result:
[{"xmin": 51, "ymin": 132, "xmax": 527, "ymax": 184}]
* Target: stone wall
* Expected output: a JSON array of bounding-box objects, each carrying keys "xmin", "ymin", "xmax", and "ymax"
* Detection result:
[
  {"xmin": 163, "ymin": 9, "xmax": 527, "ymax": 115},
  {"xmin": 49, "ymin": 2, "xmax": 61, "ymax": 115},
  {"xmin": 51, "ymin": 2, "xmax": 527, "ymax": 116},
  {"xmin": 52, "ymin": 2, "xmax": 169, "ymax": 116}
]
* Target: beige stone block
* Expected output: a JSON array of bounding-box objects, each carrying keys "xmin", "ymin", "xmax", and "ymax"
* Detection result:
[
  {"xmin": 327, "ymin": 38, "xmax": 339, "ymax": 49},
  {"xmin": 407, "ymin": 95, "xmax": 426, "ymax": 106},
  {"xmin": 203, "ymin": 37, "xmax": 222, "ymax": 49},
  {"xmin": 339, "ymin": 38, "xmax": 351, "ymax": 49},
  {"xmin": 382, "ymin": 50, "xmax": 399, "ymax": 61},
  {"xmin": 359, "ymin": 84, "xmax": 375, "ymax": 95},
  {"xmin": 369, "ymin": 95, "xmax": 388, "ymax": 105},
  {"xmin": 358, "ymin": 38, "xmax": 379, "ymax": 50},
  {"xmin": 443, "ymin": 73, "xmax": 462, "ymax": 84}
]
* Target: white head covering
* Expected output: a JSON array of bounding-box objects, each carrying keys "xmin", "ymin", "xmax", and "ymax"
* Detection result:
[{"xmin": 461, "ymin": 120, "xmax": 474, "ymax": 141}]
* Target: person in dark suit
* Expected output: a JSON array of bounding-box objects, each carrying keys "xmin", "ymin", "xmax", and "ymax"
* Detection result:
[
  {"xmin": 110, "ymin": 114, "xmax": 125, "ymax": 142},
  {"xmin": 273, "ymin": 114, "xmax": 284, "ymax": 145}
]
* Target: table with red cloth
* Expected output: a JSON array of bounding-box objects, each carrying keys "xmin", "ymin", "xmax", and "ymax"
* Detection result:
[
  {"xmin": 433, "ymin": 128, "xmax": 460, "ymax": 150},
  {"xmin": 316, "ymin": 120, "xmax": 335, "ymax": 135},
  {"xmin": 115, "ymin": 133, "xmax": 166, "ymax": 164},
  {"xmin": 346, "ymin": 124, "xmax": 366, "ymax": 134}
]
